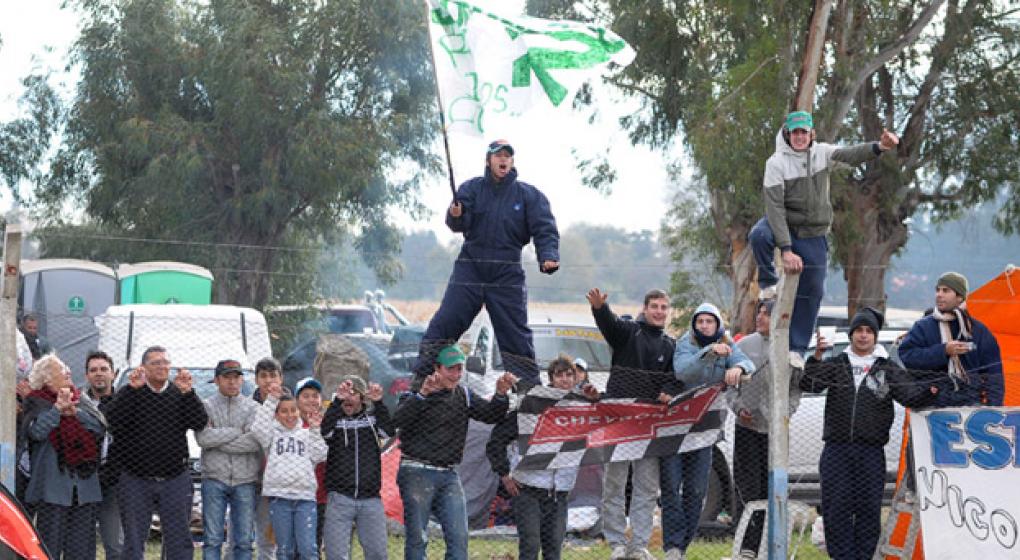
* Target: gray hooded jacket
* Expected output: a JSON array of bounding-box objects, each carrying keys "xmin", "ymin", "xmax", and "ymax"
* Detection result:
[
  {"xmin": 763, "ymin": 129, "xmax": 880, "ymax": 248},
  {"xmin": 196, "ymin": 391, "xmax": 262, "ymax": 486}
]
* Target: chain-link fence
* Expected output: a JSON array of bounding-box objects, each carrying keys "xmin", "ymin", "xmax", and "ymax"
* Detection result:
[{"xmin": 9, "ymin": 289, "xmax": 1011, "ymax": 560}]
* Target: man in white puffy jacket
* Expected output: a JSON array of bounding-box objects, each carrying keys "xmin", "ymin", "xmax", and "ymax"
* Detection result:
[{"xmin": 196, "ymin": 359, "xmax": 262, "ymax": 560}]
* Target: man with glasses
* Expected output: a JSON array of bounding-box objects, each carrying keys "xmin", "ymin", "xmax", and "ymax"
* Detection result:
[
  {"xmin": 84, "ymin": 351, "xmax": 123, "ymax": 560},
  {"xmin": 106, "ymin": 346, "xmax": 208, "ymax": 560}
]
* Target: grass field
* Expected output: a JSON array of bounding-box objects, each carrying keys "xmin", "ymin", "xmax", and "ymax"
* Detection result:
[{"xmin": 118, "ymin": 531, "xmax": 828, "ymax": 559}]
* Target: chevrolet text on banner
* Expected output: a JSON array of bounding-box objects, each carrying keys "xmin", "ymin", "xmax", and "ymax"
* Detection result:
[
  {"xmin": 910, "ymin": 407, "xmax": 1020, "ymax": 558},
  {"xmin": 426, "ymin": 0, "xmax": 636, "ymax": 136},
  {"xmin": 515, "ymin": 385, "xmax": 726, "ymax": 471}
]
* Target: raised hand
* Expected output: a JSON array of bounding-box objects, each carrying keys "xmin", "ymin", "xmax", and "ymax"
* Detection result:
[
  {"xmin": 335, "ymin": 380, "xmax": 354, "ymax": 402},
  {"xmin": 56, "ymin": 387, "xmax": 73, "ymax": 415},
  {"xmin": 128, "ymin": 367, "xmax": 146, "ymax": 389},
  {"xmin": 581, "ymin": 383, "xmax": 600, "ymax": 401},
  {"xmin": 495, "ymin": 372, "xmax": 518, "ymax": 396},
  {"xmin": 449, "ymin": 201, "xmax": 463, "ymax": 218},
  {"xmin": 586, "ymin": 288, "xmax": 608, "ymax": 310},
  {"xmin": 307, "ymin": 410, "xmax": 323, "ymax": 428},
  {"xmin": 366, "ymin": 382, "xmax": 384, "ymax": 402},
  {"xmin": 420, "ymin": 374, "xmax": 440, "ymax": 397},
  {"xmin": 879, "ymin": 129, "xmax": 899, "ymax": 151},
  {"xmin": 267, "ymin": 380, "xmax": 283, "ymax": 399},
  {"xmin": 173, "ymin": 369, "xmax": 194, "ymax": 394}
]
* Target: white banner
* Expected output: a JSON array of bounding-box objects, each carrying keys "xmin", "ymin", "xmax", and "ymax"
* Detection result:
[
  {"xmin": 426, "ymin": 0, "xmax": 635, "ymax": 137},
  {"xmin": 910, "ymin": 407, "xmax": 1020, "ymax": 558}
]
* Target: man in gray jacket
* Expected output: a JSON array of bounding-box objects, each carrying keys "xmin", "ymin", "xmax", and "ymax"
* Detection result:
[
  {"xmin": 196, "ymin": 359, "xmax": 262, "ymax": 560},
  {"xmin": 749, "ymin": 111, "xmax": 898, "ymax": 353}
]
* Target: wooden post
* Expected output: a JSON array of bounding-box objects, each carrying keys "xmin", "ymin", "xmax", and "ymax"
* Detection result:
[
  {"xmin": 767, "ymin": 248, "xmax": 799, "ymax": 559},
  {"xmin": 0, "ymin": 223, "xmax": 23, "ymax": 492}
]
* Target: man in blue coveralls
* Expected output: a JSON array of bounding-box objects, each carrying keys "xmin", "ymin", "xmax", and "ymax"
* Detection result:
[{"xmin": 412, "ymin": 140, "xmax": 559, "ymax": 387}]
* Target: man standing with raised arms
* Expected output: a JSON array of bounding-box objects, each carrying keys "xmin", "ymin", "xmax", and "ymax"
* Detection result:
[{"xmin": 411, "ymin": 140, "xmax": 559, "ymax": 387}]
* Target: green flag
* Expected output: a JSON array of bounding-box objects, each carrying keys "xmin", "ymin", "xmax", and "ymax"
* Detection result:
[{"xmin": 427, "ymin": 0, "xmax": 635, "ymax": 136}]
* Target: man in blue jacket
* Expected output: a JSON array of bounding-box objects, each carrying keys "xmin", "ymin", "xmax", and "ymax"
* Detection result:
[
  {"xmin": 899, "ymin": 272, "xmax": 1004, "ymax": 406},
  {"xmin": 412, "ymin": 140, "xmax": 559, "ymax": 386}
]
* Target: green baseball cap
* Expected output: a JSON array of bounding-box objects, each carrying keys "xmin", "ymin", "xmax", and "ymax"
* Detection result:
[
  {"xmin": 437, "ymin": 345, "xmax": 466, "ymax": 367},
  {"xmin": 785, "ymin": 111, "xmax": 813, "ymax": 131}
]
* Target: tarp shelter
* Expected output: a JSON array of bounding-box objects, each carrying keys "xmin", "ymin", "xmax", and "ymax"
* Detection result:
[
  {"xmin": 967, "ymin": 264, "xmax": 1020, "ymax": 404},
  {"xmin": 117, "ymin": 261, "xmax": 213, "ymax": 305},
  {"xmin": 19, "ymin": 259, "xmax": 117, "ymax": 385}
]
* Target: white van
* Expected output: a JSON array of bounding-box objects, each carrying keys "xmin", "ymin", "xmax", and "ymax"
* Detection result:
[{"xmin": 97, "ymin": 304, "xmax": 273, "ymax": 533}]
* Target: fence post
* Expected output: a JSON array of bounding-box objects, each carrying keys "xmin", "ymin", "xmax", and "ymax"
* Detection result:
[
  {"xmin": 0, "ymin": 223, "xmax": 23, "ymax": 493},
  {"xmin": 767, "ymin": 249, "xmax": 799, "ymax": 560}
]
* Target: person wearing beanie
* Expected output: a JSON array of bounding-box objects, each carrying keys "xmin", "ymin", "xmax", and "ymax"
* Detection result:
[
  {"xmin": 660, "ymin": 302, "xmax": 753, "ymax": 560},
  {"xmin": 749, "ymin": 111, "xmax": 899, "ymax": 355},
  {"xmin": 899, "ymin": 272, "xmax": 1003, "ymax": 407},
  {"xmin": 801, "ymin": 307, "xmax": 937, "ymax": 560},
  {"xmin": 410, "ymin": 139, "xmax": 559, "ymax": 388}
]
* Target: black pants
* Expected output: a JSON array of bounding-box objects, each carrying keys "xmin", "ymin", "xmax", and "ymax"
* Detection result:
[
  {"xmin": 513, "ymin": 484, "xmax": 569, "ymax": 560},
  {"xmin": 734, "ymin": 424, "xmax": 769, "ymax": 554},
  {"xmin": 819, "ymin": 442, "xmax": 885, "ymax": 560},
  {"xmin": 35, "ymin": 499, "xmax": 99, "ymax": 560}
]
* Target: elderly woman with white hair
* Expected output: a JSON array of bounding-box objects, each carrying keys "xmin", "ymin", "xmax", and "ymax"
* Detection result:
[{"xmin": 21, "ymin": 354, "xmax": 106, "ymax": 559}]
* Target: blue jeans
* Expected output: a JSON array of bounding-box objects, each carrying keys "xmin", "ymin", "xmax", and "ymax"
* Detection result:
[
  {"xmin": 268, "ymin": 497, "xmax": 318, "ymax": 560},
  {"xmin": 397, "ymin": 464, "xmax": 468, "ymax": 560},
  {"xmin": 660, "ymin": 447, "xmax": 713, "ymax": 553},
  {"xmin": 749, "ymin": 217, "xmax": 828, "ymax": 352},
  {"xmin": 201, "ymin": 479, "xmax": 256, "ymax": 560}
]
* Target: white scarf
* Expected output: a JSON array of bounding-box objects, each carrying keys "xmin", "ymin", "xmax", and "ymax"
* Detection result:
[{"xmin": 932, "ymin": 307, "xmax": 971, "ymax": 384}]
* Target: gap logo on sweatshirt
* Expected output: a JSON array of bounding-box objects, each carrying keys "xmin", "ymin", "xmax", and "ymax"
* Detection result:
[{"xmin": 275, "ymin": 436, "xmax": 307, "ymax": 456}]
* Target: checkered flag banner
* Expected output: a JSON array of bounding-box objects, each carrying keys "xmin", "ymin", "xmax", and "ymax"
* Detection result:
[{"xmin": 514, "ymin": 384, "xmax": 726, "ymax": 471}]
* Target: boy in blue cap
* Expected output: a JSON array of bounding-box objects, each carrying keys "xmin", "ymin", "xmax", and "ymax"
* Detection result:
[{"xmin": 411, "ymin": 140, "xmax": 559, "ymax": 386}]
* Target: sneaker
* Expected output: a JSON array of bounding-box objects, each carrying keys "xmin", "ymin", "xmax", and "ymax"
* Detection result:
[
  {"xmin": 628, "ymin": 547, "xmax": 657, "ymax": 560},
  {"xmin": 789, "ymin": 351, "xmax": 806, "ymax": 371},
  {"xmin": 664, "ymin": 548, "xmax": 686, "ymax": 560},
  {"xmin": 738, "ymin": 550, "xmax": 758, "ymax": 559},
  {"xmin": 758, "ymin": 285, "xmax": 777, "ymax": 301},
  {"xmin": 609, "ymin": 545, "xmax": 630, "ymax": 560}
]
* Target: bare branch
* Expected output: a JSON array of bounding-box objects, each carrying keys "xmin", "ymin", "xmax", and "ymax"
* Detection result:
[{"xmin": 828, "ymin": 0, "xmax": 948, "ymax": 137}]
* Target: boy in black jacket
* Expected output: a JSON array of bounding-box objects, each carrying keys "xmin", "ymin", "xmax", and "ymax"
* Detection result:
[
  {"xmin": 321, "ymin": 375, "xmax": 392, "ymax": 560},
  {"xmin": 587, "ymin": 287, "xmax": 676, "ymax": 560},
  {"xmin": 393, "ymin": 345, "xmax": 515, "ymax": 560},
  {"xmin": 800, "ymin": 308, "xmax": 936, "ymax": 560}
]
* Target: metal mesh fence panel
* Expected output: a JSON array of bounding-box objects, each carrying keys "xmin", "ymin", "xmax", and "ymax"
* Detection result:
[{"xmin": 10, "ymin": 302, "xmax": 1006, "ymax": 559}]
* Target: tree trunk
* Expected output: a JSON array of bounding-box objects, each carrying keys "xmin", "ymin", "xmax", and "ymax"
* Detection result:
[
  {"xmin": 728, "ymin": 235, "xmax": 759, "ymax": 335},
  {"xmin": 833, "ymin": 173, "xmax": 910, "ymax": 317},
  {"xmin": 795, "ymin": 0, "xmax": 835, "ymax": 111}
]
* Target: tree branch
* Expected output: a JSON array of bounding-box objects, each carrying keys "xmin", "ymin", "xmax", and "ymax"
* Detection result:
[{"xmin": 828, "ymin": 0, "xmax": 948, "ymax": 138}]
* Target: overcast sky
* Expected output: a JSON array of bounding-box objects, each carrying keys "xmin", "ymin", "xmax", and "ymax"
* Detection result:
[{"xmin": 0, "ymin": 0, "xmax": 678, "ymax": 244}]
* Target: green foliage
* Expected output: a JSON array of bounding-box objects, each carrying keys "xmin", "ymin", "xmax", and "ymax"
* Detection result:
[{"xmin": 5, "ymin": 0, "xmax": 441, "ymax": 308}]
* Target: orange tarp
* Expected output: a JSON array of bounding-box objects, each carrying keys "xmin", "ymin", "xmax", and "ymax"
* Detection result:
[
  {"xmin": 887, "ymin": 265, "xmax": 1019, "ymax": 559},
  {"xmin": 966, "ymin": 265, "xmax": 1020, "ymax": 404}
]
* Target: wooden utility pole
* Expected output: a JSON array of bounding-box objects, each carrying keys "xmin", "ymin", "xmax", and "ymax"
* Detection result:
[
  {"xmin": 0, "ymin": 224, "xmax": 23, "ymax": 493},
  {"xmin": 767, "ymin": 250, "xmax": 799, "ymax": 560}
]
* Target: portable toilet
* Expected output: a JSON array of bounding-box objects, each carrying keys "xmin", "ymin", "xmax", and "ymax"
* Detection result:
[
  {"xmin": 118, "ymin": 261, "xmax": 214, "ymax": 305},
  {"xmin": 19, "ymin": 259, "xmax": 118, "ymax": 385}
]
